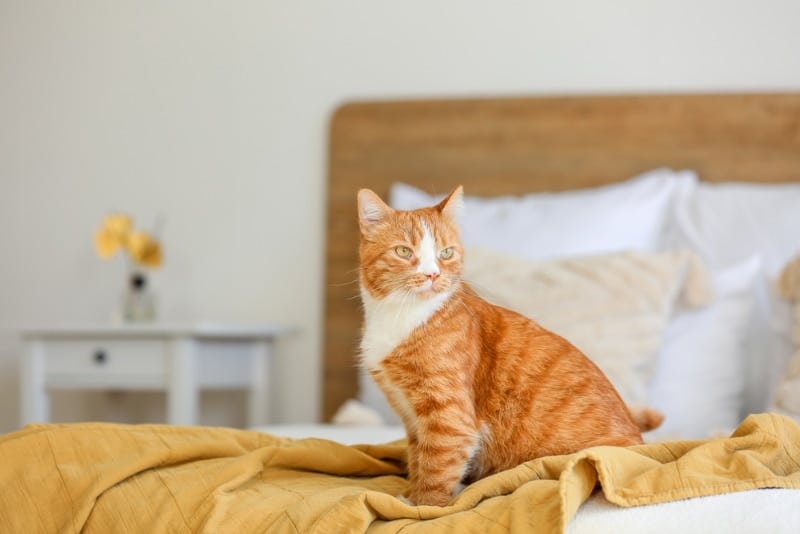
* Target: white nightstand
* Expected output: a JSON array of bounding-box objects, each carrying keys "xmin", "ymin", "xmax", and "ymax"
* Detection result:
[{"xmin": 19, "ymin": 323, "xmax": 293, "ymax": 427}]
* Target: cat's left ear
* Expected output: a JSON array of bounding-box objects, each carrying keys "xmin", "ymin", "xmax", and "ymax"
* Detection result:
[
  {"xmin": 437, "ymin": 185, "xmax": 464, "ymax": 221},
  {"xmin": 358, "ymin": 189, "xmax": 393, "ymax": 233}
]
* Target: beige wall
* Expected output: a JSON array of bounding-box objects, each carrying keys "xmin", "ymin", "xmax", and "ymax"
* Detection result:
[{"xmin": 1, "ymin": 0, "xmax": 800, "ymax": 431}]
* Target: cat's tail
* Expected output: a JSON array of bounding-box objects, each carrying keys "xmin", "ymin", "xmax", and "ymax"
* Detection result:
[{"xmin": 629, "ymin": 406, "xmax": 664, "ymax": 432}]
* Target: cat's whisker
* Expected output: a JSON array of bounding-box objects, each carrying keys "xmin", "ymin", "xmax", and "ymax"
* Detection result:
[
  {"xmin": 458, "ymin": 277, "xmax": 491, "ymax": 295},
  {"xmin": 330, "ymin": 278, "xmax": 360, "ymax": 288},
  {"xmin": 395, "ymin": 290, "xmax": 412, "ymax": 330},
  {"xmin": 368, "ymin": 281, "xmax": 408, "ymax": 300},
  {"xmin": 452, "ymin": 288, "xmax": 481, "ymax": 328}
]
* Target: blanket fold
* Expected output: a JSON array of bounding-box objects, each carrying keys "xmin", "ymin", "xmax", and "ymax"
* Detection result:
[{"xmin": 2, "ymin": 413, "xmax": 799, "ymax": 533}]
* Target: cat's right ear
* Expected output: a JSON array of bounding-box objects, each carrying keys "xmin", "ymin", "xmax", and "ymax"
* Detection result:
[{"xmin": 357, "ymin": 189, "xmax": 393, "ymax": 233}]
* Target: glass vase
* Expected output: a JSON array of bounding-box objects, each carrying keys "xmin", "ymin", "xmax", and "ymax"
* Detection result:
[{"xmin": 123, "ymin": 271, "xmax": 156, "ymax": 322}]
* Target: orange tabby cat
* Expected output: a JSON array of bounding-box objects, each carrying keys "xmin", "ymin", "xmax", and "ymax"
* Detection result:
[{"xmin": 357, "ymin": 185, "xmax": 663, "ymax": 507}]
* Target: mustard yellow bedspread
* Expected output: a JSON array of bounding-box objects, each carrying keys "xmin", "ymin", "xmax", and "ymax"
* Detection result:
[{"xmin": 2, "ymin": 413, "xmax": 799, "ymax": 533}]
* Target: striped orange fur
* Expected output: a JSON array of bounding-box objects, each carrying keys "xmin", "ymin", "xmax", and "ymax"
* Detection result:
[{"xmin": 357, "ymin": 186, "xmax": 659, "ymax": 507}]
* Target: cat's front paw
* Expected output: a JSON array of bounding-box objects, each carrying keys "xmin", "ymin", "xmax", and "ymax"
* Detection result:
[{"xmin": 407, "ymin": 488, "xmax": 452, "ymax": 507}]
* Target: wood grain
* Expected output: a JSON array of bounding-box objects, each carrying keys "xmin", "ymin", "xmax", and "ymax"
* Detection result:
[{"xmin": 322, "ymin": 93, "xmax": 800, "ymax": 421}]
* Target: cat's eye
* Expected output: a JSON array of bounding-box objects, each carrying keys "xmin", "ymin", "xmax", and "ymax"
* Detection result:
[
  {"xmin": 439, "ymin": 247, "xmax": 454, "ymax": 260},
  {"xmin": 395, "ymin": 246, "xmax": 413, "ymax": 258}
]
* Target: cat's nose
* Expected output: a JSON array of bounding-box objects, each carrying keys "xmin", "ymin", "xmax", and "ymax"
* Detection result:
[{"xmin": 426, "ymin": 272, "xmax": 440, "ymax": 282}]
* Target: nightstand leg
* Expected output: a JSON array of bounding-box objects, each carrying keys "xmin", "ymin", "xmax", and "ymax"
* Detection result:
[
  {"xmin": 20, "ymin": 340, "xmax": 49, "ymax": 425},
  {"xmin": 247, "ymin": 340, "xmax": 271, "ymax": 427},
  {"xmin": 167, "ymin": 338, "xmax": 198, "ymax": 426}
]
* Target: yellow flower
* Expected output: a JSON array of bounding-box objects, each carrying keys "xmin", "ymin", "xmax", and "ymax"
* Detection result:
[
  {"xmin": 94, "ymin": 213, "xmax": 163, "ymax": 269},
  {"xmin": 126, "ymin": 231, "xmax": 163, "ymax": 268},
  {"xmin": 94, "ymin": 214, "xmax": 132, "ymax": 259}
]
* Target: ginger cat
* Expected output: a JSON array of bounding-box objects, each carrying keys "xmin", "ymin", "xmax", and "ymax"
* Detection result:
[{"xmin": 357, "ymin": 185, "xmax": 663, "ymax": 507}]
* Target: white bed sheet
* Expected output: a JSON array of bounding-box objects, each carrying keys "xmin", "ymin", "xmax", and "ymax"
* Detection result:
[
  {"xmin": 570, "ymin": 489, "xmax": 800, "ymax": 534},
  {"xmin": 253, "ymin": 423, "xmax": 405, "ymax": 445},
  {"xmin": 253, "ymin": 423, "xmax": 800, "ymax": 533}
]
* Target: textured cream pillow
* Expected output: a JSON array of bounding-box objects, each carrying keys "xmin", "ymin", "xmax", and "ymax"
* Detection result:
[
  {"xmin": 775, "ymin": 256, "xmax": 800, "ymax": 416},
  {"xmin": 464, "ymin": 248, "xmax": 712, "ymax": 407}
]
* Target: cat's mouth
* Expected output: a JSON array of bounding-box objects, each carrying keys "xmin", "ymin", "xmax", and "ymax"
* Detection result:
[{"xmin": 413, "ymin": 278, "xmax": 443, "ymax": 295}]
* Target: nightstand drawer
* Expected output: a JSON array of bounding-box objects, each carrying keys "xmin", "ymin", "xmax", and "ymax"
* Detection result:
[{"xmin": 44, "ymin": 339, "xmax": 167, "ymax": 377}]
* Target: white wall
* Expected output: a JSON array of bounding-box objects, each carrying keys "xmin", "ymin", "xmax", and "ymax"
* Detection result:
[{"xmin": 1, "ymin": 0, "xmax": 799, "ymax": 432}]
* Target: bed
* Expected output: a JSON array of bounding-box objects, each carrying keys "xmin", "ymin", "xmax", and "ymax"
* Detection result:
[{"xmin": 4, "ymin": 93, "xmax": 800, "ymax": 533}]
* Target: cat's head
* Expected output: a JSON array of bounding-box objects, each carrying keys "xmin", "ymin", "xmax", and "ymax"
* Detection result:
[{"xmin": 357, "ymin": 186, "xmax": 464, "ymax": 301}]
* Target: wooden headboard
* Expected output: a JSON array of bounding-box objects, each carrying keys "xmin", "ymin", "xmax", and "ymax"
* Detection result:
[{"xmin": 322, "ymin": 93, "xmax": 800, "ymax": 421}]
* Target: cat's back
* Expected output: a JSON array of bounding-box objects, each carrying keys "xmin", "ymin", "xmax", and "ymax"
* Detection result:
[
  {"xmin": 455, "ymin": 286, "xmax": 644, "ymax": 456},
  {"xmin": 453, "ymin": 285, "xmax": 565, "ymax": 356}
]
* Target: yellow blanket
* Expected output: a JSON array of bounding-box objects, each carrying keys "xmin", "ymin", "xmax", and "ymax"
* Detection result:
[{"xmin": 2, "ymin": 413, "xmax": 799, "ymax": 533}]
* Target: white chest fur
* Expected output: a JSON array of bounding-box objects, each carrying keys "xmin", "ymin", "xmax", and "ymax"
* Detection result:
[{"xmin": 360, "ymin": 288, "xmax": 451, "ymax": 370}]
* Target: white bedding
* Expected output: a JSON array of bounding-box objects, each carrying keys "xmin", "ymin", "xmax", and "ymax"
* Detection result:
[
  {"xmin": 253, "ymin": 423, "xmax": 405, "ymax": 445},
  {"xmin": 571, "ymin": 489, "xmax": 800, "ymax": 534}
]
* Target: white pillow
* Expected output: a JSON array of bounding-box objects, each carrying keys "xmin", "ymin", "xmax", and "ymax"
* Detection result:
[
  {"xmin": 670, "ymin": 179, "xmax": 800, "ymax": 277},
  {"xmin": 390, "ymin": 168, "xmax": 691, "ymax": 261},
  {"xmin": 666, "ymin": 178, "xmax": 800, "ymax": 414},
  {"xmin": 649, "ymin": 257, "xmax": 761, "ymax": 439}
]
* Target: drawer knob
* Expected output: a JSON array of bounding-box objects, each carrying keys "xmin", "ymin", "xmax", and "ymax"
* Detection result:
[{"xmin": 93, "ymin": 350, "xmax": 108, "ymax": 365}]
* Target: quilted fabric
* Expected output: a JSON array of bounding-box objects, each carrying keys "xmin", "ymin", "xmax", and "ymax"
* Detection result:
[{"xmin": 1, "ymin": 414, "xmax": 799, "ymax": 533}]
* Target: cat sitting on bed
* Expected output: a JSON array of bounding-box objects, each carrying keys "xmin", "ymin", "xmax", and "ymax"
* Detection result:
[{"xmin": 357, "ymin": 186, "xmax": 663, "ymax": 507}]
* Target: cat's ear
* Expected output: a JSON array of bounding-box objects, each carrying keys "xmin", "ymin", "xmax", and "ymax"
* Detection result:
[
  {"xmin": 358, "ymin": 189, "xmax": 393, "ymax": 233},
  {"xmin": 437, "ymin": 185, "xmax": 464, "ymax": 221}
]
